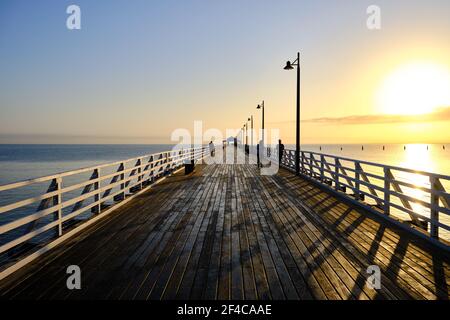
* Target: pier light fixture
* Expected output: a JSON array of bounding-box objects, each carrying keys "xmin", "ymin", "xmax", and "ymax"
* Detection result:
[
  {"xmin": 283, "ymin": 52, "xmax": 301, "ymax": 175},
  {"xmin": 245, "ymin": 122, "xmax": 249, "ymax": 150},
  {"xmin": 256, "ymin": 101, "xmax": 265, "ymax": 148},
  {"xmin": 283, "ymin": 61, "xmax": 294, "ymax": 70},
  {"xmin": 248, "ymin": 116, "xmax": 253, "ymax": 147}
]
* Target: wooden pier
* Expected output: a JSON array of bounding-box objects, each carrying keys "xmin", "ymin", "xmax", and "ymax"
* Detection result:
[{"xmin": 0, "ymin": 154, "xmax": 449, "ymax": 299}]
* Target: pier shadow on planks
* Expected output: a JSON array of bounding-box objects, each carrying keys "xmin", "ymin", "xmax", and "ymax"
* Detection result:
[{"xmin": 0, "ymin": 161, "xmax": 449, "ymax": 300}]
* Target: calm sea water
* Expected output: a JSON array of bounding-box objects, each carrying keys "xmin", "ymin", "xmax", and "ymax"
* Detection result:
[
  {"xmin": 0, "ymin": 144, "xmax": 175, "ymax": 185},
  {"xmin": 0, "ymin": 143, "xmax": 449, "ymax": 244}
]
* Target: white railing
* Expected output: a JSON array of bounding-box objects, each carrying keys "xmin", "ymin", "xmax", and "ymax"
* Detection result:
[
  {"xmin": 0, "ymin": 146, "xmax": 207, "ymax": 279},
  {"xmin": 280, "ymin": 149, "xmax": 450, "ymax": 247}
]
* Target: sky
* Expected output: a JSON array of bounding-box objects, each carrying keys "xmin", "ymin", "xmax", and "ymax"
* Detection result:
[{"xmin": 0, "ymin": 0, "xmax": 449, "ymax": 144}]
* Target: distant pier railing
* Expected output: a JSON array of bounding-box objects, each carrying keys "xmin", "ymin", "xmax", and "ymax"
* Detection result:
[
  {"xmin": 279, "ymin": 149, "xmax": 450, "ymax": 248},
  {"xmin": 0, "ymin": 146, "xmax": 207, "ymax": 280}
]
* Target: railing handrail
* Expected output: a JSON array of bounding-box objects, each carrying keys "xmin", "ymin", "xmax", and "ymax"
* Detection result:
[
  {"xmin": 280, "ymin": 148, "xmax": 450, "ymax": 247},
  {"xmin": 0, "ymin": 146, "xmax": 206, "ymax": 192},
  {"xmin": 294, "ymin": 149, "xmax": 450, "ymax": 180}
]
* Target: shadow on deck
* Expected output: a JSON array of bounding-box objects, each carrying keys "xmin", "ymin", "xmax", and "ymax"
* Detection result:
[{"xmin": 0, "ymin": 162, "xmax": 449, "ymax": 300}]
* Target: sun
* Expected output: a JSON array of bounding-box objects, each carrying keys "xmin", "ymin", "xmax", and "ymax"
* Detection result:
[{"xmin": 376, "ymin": 61, "xmax": 450, "ymax": 115}]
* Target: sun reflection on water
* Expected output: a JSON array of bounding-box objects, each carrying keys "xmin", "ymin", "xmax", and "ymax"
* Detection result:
[
  {"xmin": 396, "ymin": 144, "xmax": 434, "ymax": 220},
  {"xmin": 400, "ymin": 144, "xmax": 435, "ymax": 174}
]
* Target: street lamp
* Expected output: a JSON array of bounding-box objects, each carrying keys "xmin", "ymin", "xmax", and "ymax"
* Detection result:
[
  {"xmin": 248, "ymin": 116, "xmax": 253, "ymax": 149},
  {"xmin": 256, "ymin": 101, "xmax": 265, "ymax": 146},
  {"xmin": 245, "ymin": 122, "xmax": 249, "ymax": 152},
  {"xmin": 283, "ymin": 52, "xmax": 301, "ymax": 175}
]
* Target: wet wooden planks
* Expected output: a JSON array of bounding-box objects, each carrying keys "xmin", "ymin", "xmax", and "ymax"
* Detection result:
[{"xmin": 0, "ymin": 162, "xmax": 449, "ymax": 300}]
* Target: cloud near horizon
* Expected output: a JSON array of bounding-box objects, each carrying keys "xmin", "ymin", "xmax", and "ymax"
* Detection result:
[{"xmin": 302, "ymin": 106, "xmax": 450, "ymax": 125}]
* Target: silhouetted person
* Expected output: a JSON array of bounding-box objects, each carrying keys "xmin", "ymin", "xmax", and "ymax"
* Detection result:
[
  {"xmin": 256, "ymin": 141, "xmax": 261, "ymax": 168},
  {"xmin": 278, "ymin": 139, "xmax": 285, "ymax": 164},
  {"xmin": 209, "ymin": 141, "xmax": 215, "ymax": 157},
  {"xmin": 256, "ymin": 143, "xmax": 260, "ymax": 167}
]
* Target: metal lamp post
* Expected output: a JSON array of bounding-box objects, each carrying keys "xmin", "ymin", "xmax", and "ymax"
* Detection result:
[
  {"xmin": 257, "ymin": 100, "xmax": 265, "ymax": 146},
  {"xmin": 283, "ymin": 52, "xmax": 301, "ymax": 175},
  {"xmin": 248, "ymin": 116, "xmax": 253, "ymax": 150}
]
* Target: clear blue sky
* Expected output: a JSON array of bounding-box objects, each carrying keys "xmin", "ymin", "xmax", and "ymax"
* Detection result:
[{"xmin": 1, "ymin": 0, "xmax": 449, "ymax": 144}]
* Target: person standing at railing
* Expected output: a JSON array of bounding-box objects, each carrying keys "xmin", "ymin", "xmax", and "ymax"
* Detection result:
[
  {"xmin": 256, "ymin": 142, "xmax": 260, "ymax": 168},
  {"xmin": 278, "ymin": 139, "xmax": 285, "ymax": 164},
  {"xmin": 209, "ymin": 141, "xmax": 215, "ymax": 157}
]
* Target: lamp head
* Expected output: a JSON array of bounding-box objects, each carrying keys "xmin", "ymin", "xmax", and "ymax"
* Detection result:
[
  {"xmin": 283, "ymin": 61, "xmax": 294, "ymax": 70},
  {"xmin": 257, "ymin": 104, "xmax": 261, "ymax": 109}
]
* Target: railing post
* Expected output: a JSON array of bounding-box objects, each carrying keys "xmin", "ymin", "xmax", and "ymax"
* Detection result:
[
  {"xmin": 334, "ymin": 158, "xmax": 339, "ymax": 191},
  {"xmin": 309, "ymin": 152, "xmax": 313, "ymax": 177},
  {"xmin": 430, "ymin": 176, "xmax": 439, "ymax": 238},
  {"xmin": 157, "ymin": 154, "xmax": 163, "ymax": 178},
  {"xmin": 137, "ymin": 159, "xmax": 142, "ymax": 190},
  {"xmin": 149, "ymin": 156, "xmax": 154, "ymax": 183},
  {"xmin": 320, "ymin": 155, "xmax": 324, "ymax": 182},
  {"xmin": 169, "ymin": 152, "xmax": 174, "ymax": 171},
  {"xmin": 300, "ymin": 151, "xmax": 304, "ymax": 173},
  {"xmin": 55, "ymin": 177, "xmax": 62, "ymax": 237},
  {"xmin": 383, "ymin": 167, "xmax": 390, "ymax": 215},
  {"xmin": 119, "ymin": 162, "xmax": 125, "ymax": 200},
  {"xmin": 355, "ymin": 162, "xmax": 361, "ymax": 200},
  {"xmin": 93, "ymin": 168, "xmax": 101, "ymax": 214}
]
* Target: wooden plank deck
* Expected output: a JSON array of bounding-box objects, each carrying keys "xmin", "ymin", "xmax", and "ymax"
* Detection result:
[{"xmin": 0, "ymin": 162, "xmax": 449, "ymax": 300}]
